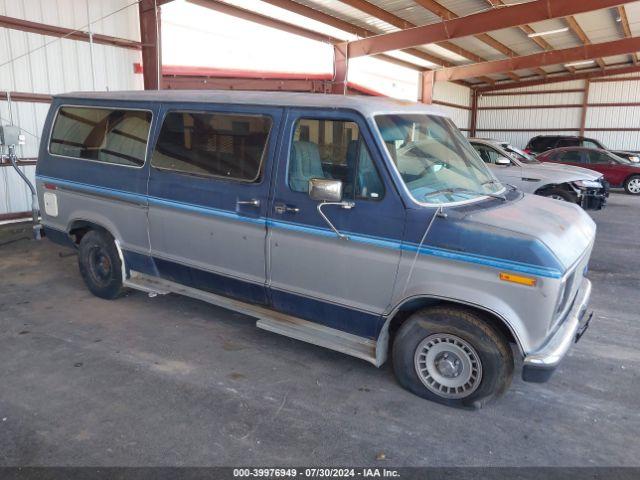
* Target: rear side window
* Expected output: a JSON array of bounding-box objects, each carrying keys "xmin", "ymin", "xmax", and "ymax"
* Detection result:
[
  {"xmin": 49, "ymin": 106, "xmax": 151, "ymax": 167},
  {"xmin": 557, "ymin": 150, "xmax": 584, "ymax": 163},
  {"xmin": 151, "ymin": 111, "xmax": 272, "ymax": 182},
  {"xmin": 557, "ymin": 138, "xmax": 580, "ymax": 148},
  {"xmin": 587, "ymin": 151, "xmax": 611, "ymax": 164},
  {"xmin": 583, "ymin": 139, "xmax": 601, "ymax": 149},
  {"xmin": 529, "ymin": 136, "xmax": 558, "ymax": 151}
]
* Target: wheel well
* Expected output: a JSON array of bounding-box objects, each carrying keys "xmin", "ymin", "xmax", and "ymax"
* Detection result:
[
  {"xmin": 68, "ymin": 220, "xmax": 111, "ymax": 245},
  {"xmin": 625, "ymin": 173, "xmax": 640, "ymax": 184},
  {"xmin": 534, "ymin": 183, "xmax": 572, "ymax": 195},
  {"xmin": 387, "ymin": 298, "xmax": 518, "ymax": 350}
]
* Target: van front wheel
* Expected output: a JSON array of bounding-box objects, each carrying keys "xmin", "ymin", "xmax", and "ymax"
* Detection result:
[
  {"xmin": 392, "ymin": 306, "xmax": 513, "ymax": 409},
  {"xmin": 78, "ymin": 230, "xmax": 124, "ymax": 299}
]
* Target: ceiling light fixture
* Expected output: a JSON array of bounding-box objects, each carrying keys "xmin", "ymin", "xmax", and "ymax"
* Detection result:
[
  {"xmin": 527, "ymin": 27, "xmax": 569, "ymax": 38},
  {"xmin": 565, "ymin": 59, "xmax": 596, "ymax": 67}
]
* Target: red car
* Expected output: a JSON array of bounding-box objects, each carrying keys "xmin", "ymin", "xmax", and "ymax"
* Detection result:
[{"xmin": 537, "ymin": 147, "xmax": 640, "ymax": 195}]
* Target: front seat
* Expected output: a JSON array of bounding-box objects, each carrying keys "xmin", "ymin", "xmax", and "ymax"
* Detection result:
[
  {"xmin": 289, "ymin": 141, "xmax": 326, "ymax": 192},
  {"xmin": 347, "ymin": 140, "xmax": 383, "ymax": 199}
]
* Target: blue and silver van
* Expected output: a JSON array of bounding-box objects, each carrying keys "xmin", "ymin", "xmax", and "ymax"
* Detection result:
[{"xmin": 36, "ymin": 91, "xmax": 595, "ymax": 408}]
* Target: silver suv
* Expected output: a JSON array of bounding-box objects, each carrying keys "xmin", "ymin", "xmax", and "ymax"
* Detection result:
[{"xmin": 469, "ymin": 138, "xmax": 608, "ymax": 210}]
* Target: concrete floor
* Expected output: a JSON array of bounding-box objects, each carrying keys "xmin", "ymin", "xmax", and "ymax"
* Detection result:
[{"xmin": 0, "ymin": 193, "xmax": 639, "ymax": 467}]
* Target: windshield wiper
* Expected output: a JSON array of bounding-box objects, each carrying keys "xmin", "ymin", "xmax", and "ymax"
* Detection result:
[
  {"xmin": 423, "ymin": 187, "xmax": 506, "ymax": 202},
  {"xmin": 482, "ymin": 179, "xmax": 501, "ymax": 187}
]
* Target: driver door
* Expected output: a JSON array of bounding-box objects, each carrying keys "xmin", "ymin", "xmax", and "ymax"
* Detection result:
[{"xmin": 267, "ymin": 110, "xmax": 405, "ymax": 339}]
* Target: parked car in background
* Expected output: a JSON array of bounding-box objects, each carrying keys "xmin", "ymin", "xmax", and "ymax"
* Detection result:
[
  {"xmin": 469, "ymin": 138, "xmax": 607, "ymax": 209},
  {"xmin": 537, "ymin": 147, "xmax": 640, "ymax": 195},
  {"xmin": 525, "ymin": 135, "xmax": 639, "ymax": 163}
]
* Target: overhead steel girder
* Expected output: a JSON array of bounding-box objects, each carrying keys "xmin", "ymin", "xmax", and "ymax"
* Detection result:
[
  {"xmin": 0, "ymin": 14, "xmax": 141, "ymax": 50},
  {"xmin": 476, "ymin": 63, "xmax": 640, "ymax": 92},
  {"xmin": 438, "ymin": 36, "xmax": 640, "ymax": 82},
  {"xmin": 347, "ymin": 0, "xmax": 636, "ymax": 59}
]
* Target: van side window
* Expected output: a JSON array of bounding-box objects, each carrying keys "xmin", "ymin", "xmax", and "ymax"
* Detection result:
[
  {"xmin": 49, "ymin": 107, "xmax": 151, "ymax": 166},
  {"xmin": 288, "ymin": 118, "xmax": 384, "ymax": 200},
  {"xmin": 151, "ymin": 111, "xmax": 272, "ymax": 182}
]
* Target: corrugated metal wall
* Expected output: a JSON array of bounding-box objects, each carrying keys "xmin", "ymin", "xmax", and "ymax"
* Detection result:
[
  {"xmin": 587, "ymin": 75, "xmax": 640, "ymax": 150},
  {"xmin": 432, "ymin": 81, "xmax": 471, "ymax": 133},
  {"xmin": 0, "ymin": 0, "xmax": 142, "ymax": 217},
  {"xmin": 476, "ymin": 76, "xmax": 640, "ymax": 150},
  {"xmin": 476, "ymin": 80, "xmax": 585, "ymax": 148}
]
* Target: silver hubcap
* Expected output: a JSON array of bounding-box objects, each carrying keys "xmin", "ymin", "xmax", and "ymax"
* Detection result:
[
  {"xmin": 414, "ymin": 334, "xmax": 482, "ymax": 399},
  {"xmin": 628, "ymin": 178, "xmax": 640, "ymax": 194},
  {"xmin": 549, "ymin": 194, "xmax": 566, "ymax": 201}
]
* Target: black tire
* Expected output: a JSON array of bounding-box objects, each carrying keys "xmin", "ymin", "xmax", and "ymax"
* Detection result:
[
  {"xmin": 538, "ymin": 188, "xmax": 575, "ymax": 203},
  {"xmin": 392, "ymin": 306, "xmax": 513, "ymax": 409},
  {"xmin": 623, "ymin": 175, "xmax": 640, "ymax": 195},
  {"xmin": 77, "ymin": 230, "xmax": 124, "ymax": 299}
]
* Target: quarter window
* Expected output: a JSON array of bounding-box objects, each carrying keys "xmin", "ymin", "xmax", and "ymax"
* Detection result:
[
  {"xmin": 49, "ymin": 107, "xmax": 151, "ymax": 167},
  {"xmin": 151, "ymin": 111, "xmax": 272, "ymax": 182},
  {"xmin": 288, "ymin": 118, "xmax": 384, "ymax": 200}
]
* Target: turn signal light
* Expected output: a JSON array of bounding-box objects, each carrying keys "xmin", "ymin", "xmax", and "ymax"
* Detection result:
[{"xmin": 499, "ymin": 272, "xmax": 537, "ymax": 287}]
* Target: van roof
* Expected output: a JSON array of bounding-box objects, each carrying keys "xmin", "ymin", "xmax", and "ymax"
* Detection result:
[{"xmin": 54, "ymin": 90, "xmax": 448, "ymax": 118}]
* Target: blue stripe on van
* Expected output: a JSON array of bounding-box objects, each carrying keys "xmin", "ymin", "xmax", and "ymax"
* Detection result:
[{"xmin": 37, "ymin": 175, "xmax": 563, "ymax": 279}]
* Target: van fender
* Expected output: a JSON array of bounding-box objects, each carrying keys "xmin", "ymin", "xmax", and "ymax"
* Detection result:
[
  {"xmin": 67, "ymin": 215, "xmax": 132, "ymax": 283},
  {"xmin": 66, "ymin": 212, "xmax": 125, "ymax": 246},
  {"xmin": 375, "ymin": 293, "xmax": 525, "ymax": 367}
]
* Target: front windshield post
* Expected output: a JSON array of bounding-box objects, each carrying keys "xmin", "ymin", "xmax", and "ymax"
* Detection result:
[{"xmin": 375, "ymin": 114, "xmax": 505, "ymax": 204}]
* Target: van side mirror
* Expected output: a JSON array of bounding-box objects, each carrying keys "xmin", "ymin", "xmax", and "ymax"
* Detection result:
[
  {"xmin": 308, "ymin": 178, "xmax": 343, "ymax": 202},
  {"xmin": 496, "ymin": 156, "xmax": 511, "ymax": 166},
  {"xmin": 308, "ymin": 178, "xmax": 354, "ymax": 241}
]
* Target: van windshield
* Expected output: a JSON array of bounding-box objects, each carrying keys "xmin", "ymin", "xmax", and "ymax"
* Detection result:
[{"xmin": 375, "ymin": 114, "xmax": 504, "ymax": 204}]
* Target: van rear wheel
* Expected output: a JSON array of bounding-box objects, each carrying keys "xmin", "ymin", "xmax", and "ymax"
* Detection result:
[
  {"xmin": 78, "ymin": 230, "xmax": 124, "ymax": 299},
  {"xmin": 392, "ymin": 306, "xmax": 513, "ymax": 409}
]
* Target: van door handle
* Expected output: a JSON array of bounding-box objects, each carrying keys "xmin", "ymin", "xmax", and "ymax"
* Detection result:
[
  {"xmin": 237, "ymin": 198, "xmax": 260, "ymax": 208},
  {"xmin": 274, "ymin": 203, "xmax": 300, "ymax": 214}
]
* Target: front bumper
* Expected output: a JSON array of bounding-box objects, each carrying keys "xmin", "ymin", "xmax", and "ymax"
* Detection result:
[
  {"xmin": 522, "ymin": 278, "xmax": 592, "ymax": 383},
  {"xmin": 579, "ymin": 186, "xmax": 608, "ymax": 210}
]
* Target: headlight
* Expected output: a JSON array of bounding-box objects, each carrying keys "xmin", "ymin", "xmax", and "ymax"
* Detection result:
[
  {"xmin": 630, "ymin": 156, "xmax": 640, "ymax": 163},
  {"xmin": 572, "ymin": 179, "xmax": 602, "ymax": 189}
]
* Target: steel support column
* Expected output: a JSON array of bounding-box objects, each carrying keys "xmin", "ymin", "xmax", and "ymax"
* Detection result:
[
  {"xmin": 332, "ymin": 43, "xmax": 349, "ymax": 95},
  {"xmin": 421, "ymin": 71, "xmax": 434, "ymax": 104},
  {"xmin": 139, "ymin": 0, "xmax": 162, "ymax": 90},
  {"xmin": 580, "ymin": 80, "xmax": 590, "ymax": 136},
  {"xmin": 470, "ymin": 90, "xmax": 479, "ymax": 137}
]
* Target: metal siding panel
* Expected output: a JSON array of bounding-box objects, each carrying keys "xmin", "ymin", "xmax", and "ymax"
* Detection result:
[
  {"xmin": 436, "ymin": 105, "xmax": 469, "ymax": 130},
  {"xmin": 433, "ymin": 81, "xmax": 471, "ymax": 107},
  {"xmin": 0, "ymin": 0, "xmax": 142, "ymax": 216}
]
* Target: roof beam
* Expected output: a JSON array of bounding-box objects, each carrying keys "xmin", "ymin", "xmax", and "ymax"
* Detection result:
[
  {"xmin": 482, "ymin": 0, "xmax": 559, "ymax": 77},
  {"xmin": 255, "ymin": 0, "xmax": 455, "ymax": 67},
  {"xmin": 334, "ymin": 0, "xmax": 508, "ymax": 82},
  {"xmin": 476, "ymin": 63, "xmax": 640, "ymax": 92},
  {"xmin": 565, "ymin": 16, "xmax": 607, "ymax": 69},
  {"xmin": 617, "ymin": 5, "xmax": 639, "ymax": 64},
  {"xmin": 0, "ymin": 14, "xmax": 141, "ymax": 50},
  {"xmin": 187, "ymin": 0, "xmax": 427, "ymax": 72},
  {"xmin": 347, "ymin": 0, "xmax": 637, "ymax": 58},
  {"xmin": 336, "ymin": 0, "xmax": 505, "ymax": 78},
  {"xmin": 413, "ymin": 0, "xmax": 521, "ymax": 81},
  {"xmin": 437, "ymin": 36, "xmax": 640, "ymax": 81}
]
